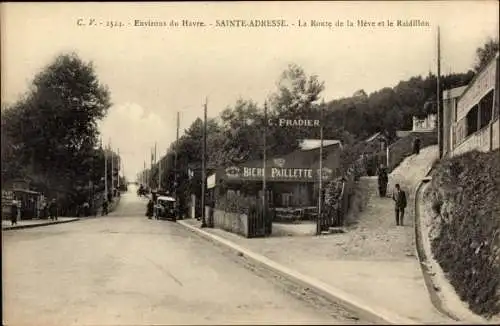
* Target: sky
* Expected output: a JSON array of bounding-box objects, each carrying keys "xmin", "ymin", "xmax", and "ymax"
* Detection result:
[{"xmin": 1, "ymin": 1, "xmax": 499, "ymax": 180}]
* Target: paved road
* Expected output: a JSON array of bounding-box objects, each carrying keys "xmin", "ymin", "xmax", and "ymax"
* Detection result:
[{"xmin": 2, "ymin": 185, "xmax": 361, "ymax": 325}]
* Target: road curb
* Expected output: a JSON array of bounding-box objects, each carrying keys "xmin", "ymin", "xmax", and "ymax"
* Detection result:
[
  {"xmin": 178, "ymin": 220, "xmax": 420, "ymax": 325},
  {"xmin": 413, "ymin": 179, "xmax": 460, "ymax": 322},
  {"xmin": 2, "ymin": 218, "xmax": 81, "ymax": 231},
  {"xmin": 413, "ymin": 180, "xmax": 494, "ymax": 325}
]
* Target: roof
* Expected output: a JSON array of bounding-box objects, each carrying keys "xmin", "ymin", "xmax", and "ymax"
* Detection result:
[
  {"xmin": 157, "ymin": 196, "xmax": 175, "ymax": 202},
  {"xmin": 443, "ymin": 85, "xmax": 468, "ymax": 100},
  {"xmin": 454, "ymin": 51, "xmax": 499, "ymax": 102},
  {"xmin": 12, "ymin": 188, "xmax": 40, "ymax": 195},
  {"xmin": 364, "ymin": 132, "xmax": 385, "ymax": 143},
  {"xmin": 298, "ymin": 139, "xmax": 341, "ymax": 150}
]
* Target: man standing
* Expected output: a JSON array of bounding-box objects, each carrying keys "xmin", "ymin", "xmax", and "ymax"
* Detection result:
[
  {"xmin": 392, "ymin": 184, "xmax": 407, "ymax": 226},
  {"xmin": 49, "ymin": 199, "xmax": 58, "ymax": 221},
  {"xmin": 413, "ymin": 137, "xmax": 421, "ymax": 155},
  {"xmin": 377, "ymin": 164, "xmax": 389, "ymax": 197},
  {"xmin": 10, "ymin": 199, "xmax": 19, "ymax": 226}
]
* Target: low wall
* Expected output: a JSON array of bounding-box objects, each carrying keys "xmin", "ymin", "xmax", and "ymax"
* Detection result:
[
  {"xmin": 213, "ymin": 209, "xmax": 249, "ymax": 237},
  {"xmin": 453, "ymin": 118, "xmax": 499, "ymax": 156}
]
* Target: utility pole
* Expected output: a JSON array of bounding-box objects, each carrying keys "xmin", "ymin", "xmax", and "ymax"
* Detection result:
[
  {"xmin": 437, "ymin": 26, "xmax": 442, "ymax": 159},
  {"xmin": 174, "ymin": 111, "xmax": 180, "ymax": 218},
  {"xmin": 262, "ymin": 101, "xmax": 268, "ymax": 221},
  {"xmin": 110, "ymin": 139, "xmax": 114, "ymax": 197},
  {"xmin": 201, "ymin": 100, "xmax": 208, "ymax": 228},
  {"xmin": 154, "ymin": 141, "xmax": 157, "ymax": 190},
  {"xmin": 104, "ymin": 143, "xmax": 108, "ymax": 200},
  {"xmin": 150, "ymin": 147, "xmax": 153, "ymax": 189},
  {"xmin": 158, "ymin": 149, "xmax": 162, "ymax": 191},
  {"xmin": 316, "ymin": 102, "xmax": 324, "ymax": 235},
  {"xmin": 117, "ymin": 148, "xmax": 120, "ymax": 189}
]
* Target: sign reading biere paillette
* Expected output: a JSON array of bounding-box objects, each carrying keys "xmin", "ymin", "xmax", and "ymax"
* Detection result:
[{"xmin": 223, "ymin": 166, "xmax": 332, "ymax": 182}]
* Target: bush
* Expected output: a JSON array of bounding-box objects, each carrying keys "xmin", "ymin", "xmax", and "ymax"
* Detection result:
[
  {"xmin": 383, "ymin": 131, "xmax": 437, "ymax": 172},
  {"xmin": 425, "ymin": 149, "xmax": 500, "ymax": 318}
]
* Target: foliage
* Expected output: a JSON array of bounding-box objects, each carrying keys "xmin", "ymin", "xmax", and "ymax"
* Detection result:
[
  {"xmin": 474, "ymin": 38, "xmax": 499, "ymax": 72},
  {"xmin": 424, "ymin": 150, "xmax": 500, "ymax": 318},
  {"xmin": 141, "ymin": 41, "xmax": 487, "ymax": 218},
  {"xmin": 1, "ymin": 52, "xmax": 113, "ymax": 204},
  {"xmin": 382, "ymin": 131, "xmax": 438, "ymax": 172}
]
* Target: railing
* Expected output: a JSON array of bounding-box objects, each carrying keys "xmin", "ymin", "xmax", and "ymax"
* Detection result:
[{"xmin": 452, "ymin": 118, "xmax": 499, "ymax": 156}]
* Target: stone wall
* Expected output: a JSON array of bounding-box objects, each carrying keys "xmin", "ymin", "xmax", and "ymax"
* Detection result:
[{"xmin": 213, "ymin": 208, "xmax": 249, "ymax": 237}]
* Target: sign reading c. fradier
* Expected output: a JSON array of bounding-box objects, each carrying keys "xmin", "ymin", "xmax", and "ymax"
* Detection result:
[{"xmin": 268, "ymin": 118, "xmax": 320, "ymax": 127}]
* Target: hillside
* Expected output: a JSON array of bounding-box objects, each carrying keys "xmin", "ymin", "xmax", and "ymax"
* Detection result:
[{"xmin": 423, "ymin": 150, "xmax": 500, "ymax": 319}]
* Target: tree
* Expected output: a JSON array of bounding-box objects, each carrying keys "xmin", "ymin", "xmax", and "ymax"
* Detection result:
[
  {"xmin": 474, "ymin": 38, "xmax": 499, "ymax": 72},
  {"xmin": 2, "ymin": 52, "xmax": 111, "ymax": 200},
  {"xmin": 219, "ymin": 99, "xmax": 264, "ymax": 164},
  {"xmin": 268, "ymin": 64, "xmax": 325, "ymax": 154}
]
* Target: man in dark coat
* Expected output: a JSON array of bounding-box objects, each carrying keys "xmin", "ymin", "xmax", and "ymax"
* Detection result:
[
  {"xmin": 413, "ymin": 137, "xmax": 421, "ymax": 155},
  {"xmin": 10, "ymin": 199, "xmax": 19, "ymax": 225},
  {"xmin": 102, "ymin": 200, "xmax": 109, "ymax": 216},
  {"xmin": 377, "ymin": 164, "xmax": 389, "ymax": 197},
  {"xmin": 146, "ymin": 199, "xmax": 154, "ymax": 219},
  {"xmin": 49, "ymin": 199, "xmax": 58, "ymax": 221},
  {"xmin": 392, "ymin": 184, "xmax": 407, "ymax": 226}
]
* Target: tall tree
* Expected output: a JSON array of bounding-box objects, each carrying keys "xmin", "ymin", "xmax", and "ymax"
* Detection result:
[
  {"xmin": 2, "ymin": 52, "xmax": 111, "ymax": 198},
  {"xmin": 268, "ymin": 64, "xmax": 325, "ymax": 154}
]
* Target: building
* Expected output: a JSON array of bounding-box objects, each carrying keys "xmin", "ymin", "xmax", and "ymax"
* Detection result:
[
  {"xmin": 207, "ymin": 139, "xmax": 342, "ymax": 209},
  {"xmin": 442, "ymin": 52, "xmax": 499, "ymax": 157},
  {"xmin": 413, "ymin": 113, "xmax": 437, "ymax": 132}
]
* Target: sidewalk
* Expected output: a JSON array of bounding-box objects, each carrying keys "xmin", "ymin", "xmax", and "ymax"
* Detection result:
[
  {"xmin": 178, "ymin": 146, "xmax": 461, "ymax": 324},
  {"xmin": 2, "ymin": 217, "xmax": 80, "ymax": 230},
  {"xmin": 180, "ymin": 218, "xmax": 452, "ymax": 324}
]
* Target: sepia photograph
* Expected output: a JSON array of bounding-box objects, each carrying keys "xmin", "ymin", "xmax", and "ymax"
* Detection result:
[{"xmin": 1, "ymin": 1, "xmax": 499, "ymax": 325}]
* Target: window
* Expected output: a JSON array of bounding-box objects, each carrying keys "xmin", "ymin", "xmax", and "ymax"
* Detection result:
[
  {"xmin": 466, "ymin": 105, "xmax": 479, "ymax": 137},
  {"xmin": 479, "ymin": 90, "xmax": 494, "ymax": 129},
  {"xmin": 282, "ymin": 193, "xmax": 292, "ymax": 207}
]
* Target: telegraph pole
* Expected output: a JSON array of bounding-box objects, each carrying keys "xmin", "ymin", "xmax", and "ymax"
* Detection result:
[
  {"xmin": 158, "ymin": 149, "xmax": 162, "ymax": 191},
  {"xmin": 317, "ymin": 102, "xmax": 324, "ymax": 235},
  {"xmin": 154, "ymin": 142, "xmax": 157, "ymax": 190},
  {"xmin": 117, "ymin": 148, "xmax": 120, "ymax": 189},
  {"xmin": 201, "ymin": 99, "xmax": 208, "ymax": 228},
  {"xmin": 110, "ymin": 139, "xmax": 114, "ymax": 197},
  {"xmin": 263, "ymin": 101, "xmax": 268, "ymax": 214},
  {"xmin": 174, "ymin": 111, "xmax": 180, "ymax": 217},
  {"xmin": 437, "ymin": 26, "xmax": 442, "ymax": 159},
  {"xmin": 104, "ymin": 143, "xmax": 108, "ymax": 200}
]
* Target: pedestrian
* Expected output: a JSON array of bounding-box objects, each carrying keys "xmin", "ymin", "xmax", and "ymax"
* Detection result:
[
  {"xmin": 392, "ymin": 184, "xmax": 407, "ymax": 226},
  {"xmin": 377, "ymin": 164, "xmax": 389, "ymax": 197},
  {"xmin": 49, "ymin": 199, "xmax": 58, "ymax": 221},
  {"xmin": 10, "ymin": 199, "xmax": 18, "ymax": 225},
  {"xmin": 146, "ymin": 199, "xmax": 154, "ymax": 219},
  {"xmin": 83, "ymin": 201, "xmax": 90, "ymax": 217},
  {"xmin": 102, "ymin": 200, "xmax": 109, "ymax": 216},
  {"xmin": 413, "ymin": 137, "xmax": 421, "ymax": 155}
]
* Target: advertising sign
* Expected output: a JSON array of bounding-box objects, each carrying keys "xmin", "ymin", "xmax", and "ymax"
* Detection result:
[
  {"xmin": 223, "ymin": 165, "xmax": 332, "ymax": 182},
  {"xmin": 267, "ymin": 118, "xmax": 321, "ymax": 127}
]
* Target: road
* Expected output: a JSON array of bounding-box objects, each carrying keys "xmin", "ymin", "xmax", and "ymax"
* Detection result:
[{"xmin": 2, "ymin": 185, "xmax": 362, "ymax": 325}]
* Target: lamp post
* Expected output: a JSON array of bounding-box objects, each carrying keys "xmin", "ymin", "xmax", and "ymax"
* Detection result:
[{"xmin": 201, "ymin": 99, "xmax": 208, "ymax": 228}]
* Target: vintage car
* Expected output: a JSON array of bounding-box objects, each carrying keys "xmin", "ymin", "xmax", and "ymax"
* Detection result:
[{"xmin": 154, "ymin": 196, "xmax": 176, "ymax": 221}]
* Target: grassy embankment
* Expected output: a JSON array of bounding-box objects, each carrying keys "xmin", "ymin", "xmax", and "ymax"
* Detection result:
[{"xmin": 424, "ymin": 149, "xmax": 500, "ymax": 318}]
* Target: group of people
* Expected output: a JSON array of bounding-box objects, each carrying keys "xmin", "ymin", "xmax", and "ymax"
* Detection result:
[
  {"xmin": 377, "ymin": 164, "xmax": 407, "ymax": 226},
  {"xmin": 10, "ymin": 198, "xmax": 59, "ymax": 226}
]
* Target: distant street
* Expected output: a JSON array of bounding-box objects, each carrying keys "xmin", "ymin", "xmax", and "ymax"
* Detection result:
[{"xmin": 2, "ymin": 185, "xmax": 359, "ymax": 325}]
